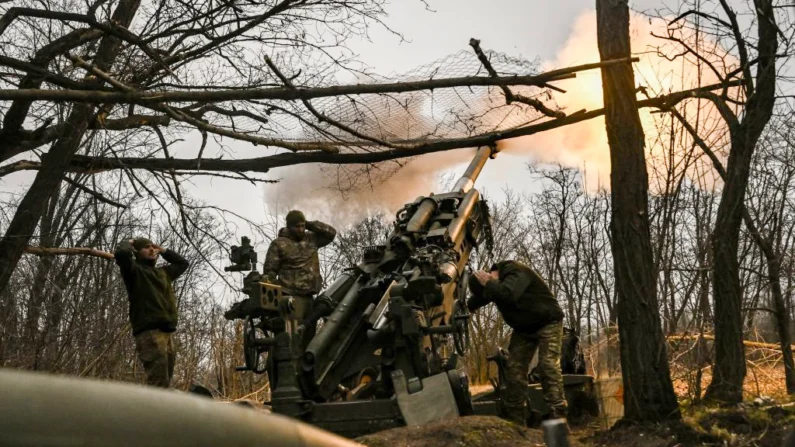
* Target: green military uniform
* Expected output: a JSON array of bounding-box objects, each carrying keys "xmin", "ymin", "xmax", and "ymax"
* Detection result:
[
  {"xmin": 468, "ymin": 260, "xmax": 567, "ymax": 424},
  {"xmin": 114, "ymin": 238, "xmax": 189, "ymax": 388},
  {"xmin": 262, "ymin": 211, "xmax": 336, "ymax": 346}
]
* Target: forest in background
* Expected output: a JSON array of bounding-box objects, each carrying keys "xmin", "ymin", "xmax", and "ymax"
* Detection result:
[{"xmin": 1, "ymin": 0, "xmax": 795, "ymax": 428}]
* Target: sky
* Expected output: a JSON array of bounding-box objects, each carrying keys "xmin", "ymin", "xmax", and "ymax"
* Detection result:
[
  {"xmin": 0, "ymin": 0, "xmax": 718, "ymax": 250},
  {"xmin": 163, "ymin": 0, "xmax": 630, "ymax": 238},
  {"xmin": 254, "ymin": 0, "xmax": 623, "ymax": 228},
  {"xmin": 254, "ymin": 0, "xmax": 697, "ymax": 229}
]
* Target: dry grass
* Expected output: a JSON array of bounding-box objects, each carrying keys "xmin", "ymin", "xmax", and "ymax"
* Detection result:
[{"xmin": 583, "ymin": 330, "xmax": 793, "ymax": 403}]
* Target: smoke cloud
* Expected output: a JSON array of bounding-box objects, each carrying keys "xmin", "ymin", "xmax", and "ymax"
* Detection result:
[
  {"xmin": 263, "ymin": 149, "xmax": 478, "ymax": 228},
  {"xmin": 501, "ymin": 10, "xmax": 732, "ymax": 191},
  {"xmin": 264, "ymin": 9, "xmax": 732, "ymax": 227}
]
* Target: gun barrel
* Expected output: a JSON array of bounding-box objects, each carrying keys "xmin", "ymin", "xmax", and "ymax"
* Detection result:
[
  {"xmin": 405, "ymin": 198, "xmax": 436, "ymax": 233},
  {"xmin": 0, "ymin": 368, "xmax": 360, "ymax": 447},
  {"xmin": 448, "ymin": 188, "xmax": 480, "ymax": 250},
  {"xmin": 452, "ymin": 146, "xmax": 494, "ymax": 193},
  {"xmin": 303, "ymin": 275, "xmax": 363, "ymax": 371}
]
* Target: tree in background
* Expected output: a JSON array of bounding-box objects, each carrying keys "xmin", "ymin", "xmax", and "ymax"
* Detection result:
[{"xmin": 649, "ymin": 0, "xmax": 785, "ymax": 403}]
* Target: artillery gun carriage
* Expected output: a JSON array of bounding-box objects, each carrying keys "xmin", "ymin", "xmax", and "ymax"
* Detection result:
[{"xmin": 224, "ymin": 146, "xmax": 498, "ymax": 437}]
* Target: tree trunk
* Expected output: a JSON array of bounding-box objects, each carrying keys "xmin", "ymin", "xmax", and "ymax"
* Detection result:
[
  {"xmin": 768, "ymin": 256, "xmax": 795, "ymax": 393},
  {"xmin": 596, "ymin": 0, "xmax": 680, "ymax": 422},
  {"xmin": 0, "ymin": 0, "xmax": 141, "ymax": 295},
  {"xmin": 704, "ymin": 0, "xmax": 778, "ymax": 404},
  {"xmin": 704, "ymin": 139, "xmax": 752, "ymax": 403}
]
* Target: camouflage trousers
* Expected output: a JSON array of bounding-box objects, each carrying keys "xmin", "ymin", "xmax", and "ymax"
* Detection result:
[
  {"xmin": 504, "ymin": 321, "xmax": 567, "ymax": 424},
  {"xmin": 134, "ymin": 329, "xmax": 176, "ymax": 388},
  {"xmin": 291, "ymin": 295, "xmax": 315, "ymax": 349}
]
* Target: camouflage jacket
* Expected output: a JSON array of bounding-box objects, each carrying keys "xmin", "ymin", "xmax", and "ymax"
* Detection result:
[{"xmin": 262, "ymin": 220, "xmax": 337, "ymax": 296}]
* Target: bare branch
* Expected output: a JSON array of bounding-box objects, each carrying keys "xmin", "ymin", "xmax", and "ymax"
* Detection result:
[
  {"xmin": 0, "ymin": 82, "xmax": 738, "ymax": 176},
  {"xmin": 0, "ymin": 57, "xmax": 639, "ymax": 105},
  {"xmin": 0, "ymin": 7, "xmax": 175, "ymax": 78},
  {"xmin": 469, "ymin": 38, "xmax": 565, "ymax": 118},
  {"xmin": 62, "ymin": 175, "xmax": 127, "ymax": 209},
  {"xmin": 669, "ymin": 9, "xmax": 733, "ymax": 29},
  {"xmin": 718, "ymin": 0, "xmax": 754, "ymax": 95},
  {"xmin": 0, "ymin": 160, "xmax": 43, "ymax": 177},
  {"xmin": 7, "ymin": 115, "xmax": 171, "ymax": 160},
  {"xmin": 23, "ymin": 246, "xmax": 114, "ymax": 259},
  {"xmin": 70, "ymin": 54, "xmax": 339, "ymax": 152},
  {"xmin": 264, "ymin": 55, "xmax": 402, "ymax": 149},
  {"xmin": 0, "ymin": 55, "xmax": 94, "ymax": 90},
  {"xmin": 643, "ymin": 80, "xmax": 742, "ymax": 129}
]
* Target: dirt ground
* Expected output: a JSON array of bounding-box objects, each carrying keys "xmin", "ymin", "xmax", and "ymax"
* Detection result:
[
  {"xmin": 355, "ymin": 404, "xmax": 795, "ymax": 447},
  {"xmin": 356, "ymin": 415, "xmax": 563, "ymax": 447}
]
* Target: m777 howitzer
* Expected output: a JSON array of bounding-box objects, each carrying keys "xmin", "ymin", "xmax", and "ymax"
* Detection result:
[{"xmin": 224, "ymin": 146, "xmax": 498, "ymax": 438}]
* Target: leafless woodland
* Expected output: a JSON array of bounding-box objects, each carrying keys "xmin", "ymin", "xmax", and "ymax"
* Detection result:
[{"xmin": 1, "ymin": 0, "xmax": 795, "ymax": 422}]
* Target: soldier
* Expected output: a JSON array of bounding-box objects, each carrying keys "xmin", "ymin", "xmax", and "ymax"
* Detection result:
[
  {"xmin": 262, "ymin": 210, "xmax": 337, "ymax": 347},
  {"xmin": 468, "ymin": 260, "xmax": 567, "ymax": 425},
  {"xmin": 114, "ymin": 238, "xmax": 189, "ymax": 388}
]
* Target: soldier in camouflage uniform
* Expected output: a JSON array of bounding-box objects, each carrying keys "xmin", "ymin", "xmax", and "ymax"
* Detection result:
[
  {"xmin": 468, "ymin": 260, "xmax": 567, "ymax": 425},
  {"xmin": 115, "ymin": 238, "xmax": 189, "ymax": 388},
  {"xmin": 262, "ymin": 210, "xmax": 336, "ymax": 347}
]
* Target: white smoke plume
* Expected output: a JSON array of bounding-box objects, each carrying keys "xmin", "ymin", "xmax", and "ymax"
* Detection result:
[
  {"xmin": 263, "ymin": 149, "xmax": 478, "ymax": 228},
  {"xmin": 264, "ymin": 9, "xmax": 733, "ymax": 227}
]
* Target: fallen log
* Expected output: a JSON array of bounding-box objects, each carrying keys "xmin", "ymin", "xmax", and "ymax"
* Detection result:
[{"xmin": 667, "ymin": 334, "xmax": 794, "ymax": 352}]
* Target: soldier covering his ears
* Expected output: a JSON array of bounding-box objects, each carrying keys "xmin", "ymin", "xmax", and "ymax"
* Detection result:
[
  {"xmin": 262, "ymin": 210, "xmax": 337, "ymax": 347},
  {"xmin": 115, "ymin": 237, "xmax": 189, "ymax": 388}
]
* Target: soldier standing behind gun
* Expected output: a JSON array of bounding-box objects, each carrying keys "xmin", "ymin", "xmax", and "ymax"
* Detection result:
[
  {"xmin": 262, "ymin": 210, "xmax": 336, "ymax": 347},
  {"xmin": 468, "ymin": 260, "xmax": 567, "ymax": 425},
  {"xmin": 114, "ymin": 238, "xmax": 189, "ymax": 388}
]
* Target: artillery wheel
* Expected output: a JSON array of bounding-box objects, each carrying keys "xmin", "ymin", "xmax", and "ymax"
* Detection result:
[{"xmin": 243, "ymin": 317, "xmax": 269, "ymax": 374}]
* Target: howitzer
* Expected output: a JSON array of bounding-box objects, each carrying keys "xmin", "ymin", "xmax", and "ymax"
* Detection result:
[{"xmin": 224, "ymin": 146, "xmax": 497, "ymax": 437}]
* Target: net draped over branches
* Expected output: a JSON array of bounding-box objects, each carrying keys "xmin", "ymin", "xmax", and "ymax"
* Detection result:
[
  {"xmin": 232, "ymin": 49, "xmax": 556, "ymax": 187},
  {"xmin": 246, "ymin": 50, "xmax": 552, "ymax": 143}
]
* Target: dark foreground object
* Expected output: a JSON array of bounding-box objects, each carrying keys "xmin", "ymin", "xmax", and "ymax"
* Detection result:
[{"xmin": 0, "ymin": 368, "xmax": 359, "ymax": 447}]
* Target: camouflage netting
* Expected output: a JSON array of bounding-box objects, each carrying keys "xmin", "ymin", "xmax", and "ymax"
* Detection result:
[
  {"xmin": 203, "ymin": 49, "xmax": 558, "ymax": 186},
  {"xmin": 211, "ymin": 50, "xmax": 554, "ymax": 144},
  {"xmin": 298, "ymin": 50, "xmax": 551, "ymax": 141}
]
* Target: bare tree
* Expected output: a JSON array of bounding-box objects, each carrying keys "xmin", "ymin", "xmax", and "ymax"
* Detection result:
[
  {"xmin": 741, "ymin": 111, "xmax": 795, "ymax": 393},
  {"xmin": 0, "ymin": 0, "xmax": 738, "ymax": 303},
  {"xmin": 650, "ymin": 0, "xmax": 783, "ymax": 403}
]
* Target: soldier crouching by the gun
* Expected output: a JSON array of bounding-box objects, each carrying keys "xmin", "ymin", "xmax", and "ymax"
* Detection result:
[
  {"xmin": 468, "ymin": 260, "xmax": 568, "ymax": 426},
  {"xmin": 262, "ymin": 210, "xmax": 336, "ymax": 349}
]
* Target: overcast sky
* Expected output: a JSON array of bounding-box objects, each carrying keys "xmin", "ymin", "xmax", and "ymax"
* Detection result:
[
  {"xmin": 252, "ymin": 0, "xmax": 666, "ymax": 229},
  {"xmin": 222, "ymin": 0, "xmax": 621, "ymax": 233},
  {"xmin": 0, "ymin": 0, "xmax": 692, "ymax": 248}
]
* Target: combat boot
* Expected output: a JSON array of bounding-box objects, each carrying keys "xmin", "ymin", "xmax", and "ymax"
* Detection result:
[{"xmin": 503, "ymin": 404, "xmax": 528, "ymax": 426}]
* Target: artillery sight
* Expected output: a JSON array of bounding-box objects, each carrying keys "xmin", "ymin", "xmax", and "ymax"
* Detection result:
[{"xmin": 225, "ymin": 236, "xmax": 257, "ymax": 272}]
